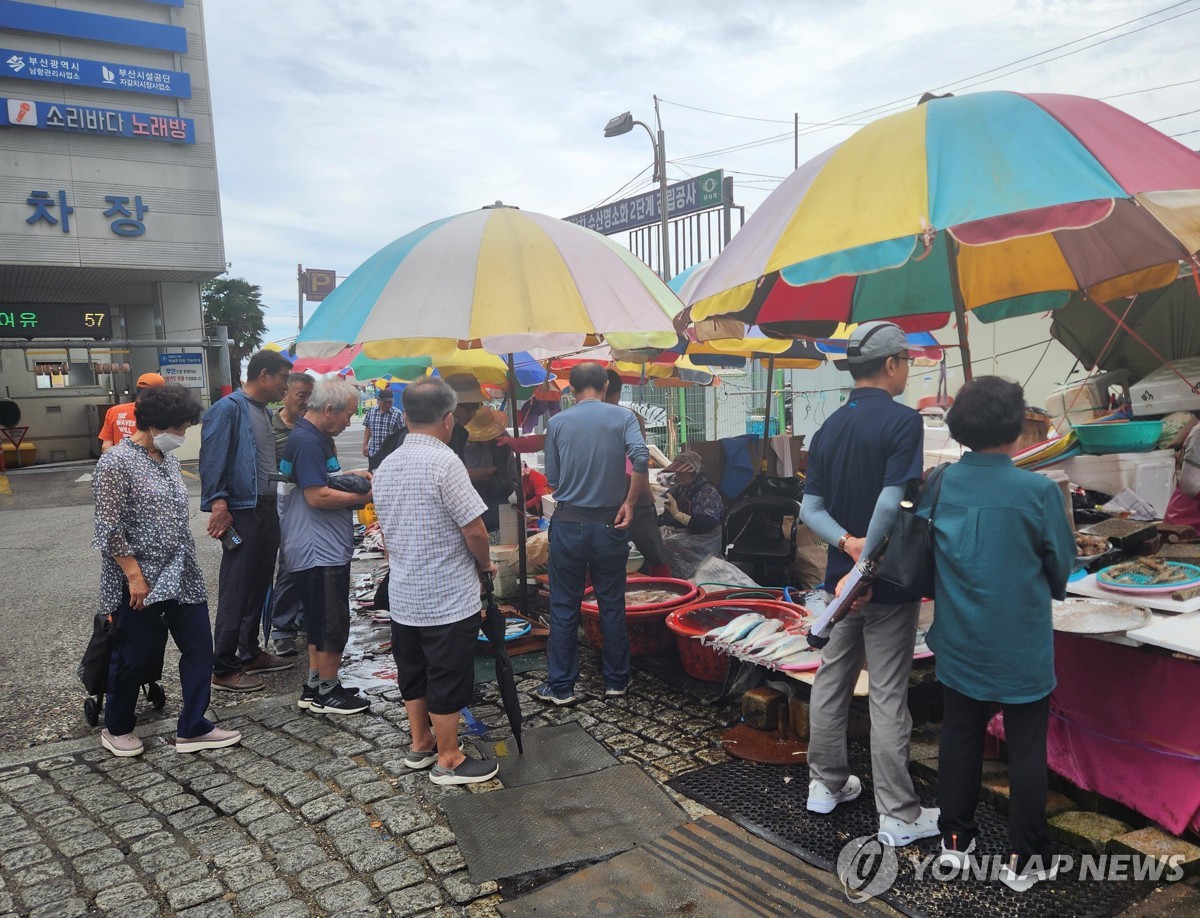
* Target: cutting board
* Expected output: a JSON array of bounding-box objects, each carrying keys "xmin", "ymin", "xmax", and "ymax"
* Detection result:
[
  {"xmin": 1126, "ymin": 611, "xmax": 1200, "ymax": 657},
  {"xmin": 1079, "ymin": 519, "xmax": 1159, "ymax": 550}
]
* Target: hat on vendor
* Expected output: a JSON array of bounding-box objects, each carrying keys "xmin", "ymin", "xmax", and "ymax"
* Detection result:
[
  {"xmin": 832, "ymin": 321, "xmax": 908, "ymax": 371},
  {"xmin": 445, "ymin": 373, "xmax": 488, "ymax": 405},
  {"xmin": 664, "ymin": 450, "xmax": 704, "ymax": 474},
  {"xmin": 466, "ymin": 407, "xmax": 509, "ymax": 442},
  {"xmin": 136, "ymin": 372, "xmax": 166, "ymax": 389}
]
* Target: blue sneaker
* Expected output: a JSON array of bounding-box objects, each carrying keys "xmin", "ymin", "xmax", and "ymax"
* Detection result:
[{"xmin": 534, "ymin": 683, "xmax": 577, "ymax": 706}]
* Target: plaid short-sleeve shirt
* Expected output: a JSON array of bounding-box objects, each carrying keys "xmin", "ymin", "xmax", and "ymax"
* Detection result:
[
  {"xmin": 364, "ymin": 405, "xmax": 404, "ymax": 456},
  {"xmin": 373, "ymin": 433, "xmax": 488, "ymax": 627}
]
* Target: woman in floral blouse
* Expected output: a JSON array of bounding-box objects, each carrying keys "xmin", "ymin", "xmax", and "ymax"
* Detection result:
[{"xmin": 92, "ymin": 384, "xmax": 241, "ymax": 757}]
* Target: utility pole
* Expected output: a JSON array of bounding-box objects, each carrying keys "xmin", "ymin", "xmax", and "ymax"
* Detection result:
[
  {"xmin": 654, "ymin": 95, "xmax": 671, "ymax": 282},
  {"xmin": 297, "ymin": 263, "xmax": 305, "ymax": 334}
]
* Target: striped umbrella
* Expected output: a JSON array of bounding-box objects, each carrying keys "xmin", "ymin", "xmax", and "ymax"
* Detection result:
[
  {"xmin": 688, "ymin": 91, "xmax": 1200, "ymax": 376},
  {"xmin": 294, "ymin": 203, "xmax": 679, "ymax": 360}
]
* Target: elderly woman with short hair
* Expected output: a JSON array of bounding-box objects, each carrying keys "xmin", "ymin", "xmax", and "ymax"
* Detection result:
[
  {"xmin": 93, "ymin": 384, "xmax": 241, "ymax": 757},
  {"xmin": 919, "ymin": 376, "xmax": 1074, "ymax": 891}
]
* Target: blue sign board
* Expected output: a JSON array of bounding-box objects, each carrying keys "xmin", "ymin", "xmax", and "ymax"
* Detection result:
[
  {"xmin": 159, "ymin": 353, "xmax": 204, "ymax": 388},
  {"xmin": 0, "ymin": 47, "xmax": 190, "ymax": 98},
  {"xmin": 0, "ymin": 98, "xmax": 194, "ymax": 144},
  {"xmin": 566, "ymin": 170, "xmax": 725, "ymax": 236},
  {"xmin": 0, "ymin": 1, "xmax": 187, "ymax": 53},
  {"xmin": 139, "ymin": 1, "xmax": 185, "ymax": 6}
]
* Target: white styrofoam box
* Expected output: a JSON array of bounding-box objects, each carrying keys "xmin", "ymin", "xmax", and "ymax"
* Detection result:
[
  {"xmin": 541, "ymin": 493, "xmax": 557, "ymax": 519},
  {"xmin": 1058, "ymin": 449, "xmax": 1177, "ymax": 516},
  {"xmin": 1045, "ymin": 370, "xmax": 1129, "ymax": 432},
  {"xmin": 1131, "ymin": 358, "xmax": 1200, "ymax": 417}
]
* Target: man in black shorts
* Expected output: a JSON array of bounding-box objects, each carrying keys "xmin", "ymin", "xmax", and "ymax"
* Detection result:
[
  {"xmin": 278, "ymin": 378, "xmax": 371, "ymax": 715},
  {"xmin": 373, "ymin": 378, "xmax": 499, "ymax": 785}
]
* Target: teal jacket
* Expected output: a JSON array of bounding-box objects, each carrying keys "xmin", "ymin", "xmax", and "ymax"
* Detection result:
[{"xmin": 918, "ymin": 452, "xmax": 1075, "ymax": 703}]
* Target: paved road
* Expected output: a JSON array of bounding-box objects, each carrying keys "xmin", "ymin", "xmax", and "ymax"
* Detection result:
[{"xmin": 0, "ymin": 419, "xmax": 367, "ymax": 751}]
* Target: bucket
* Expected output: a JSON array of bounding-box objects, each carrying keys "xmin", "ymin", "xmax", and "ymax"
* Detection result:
[
  {"xmin": 665, "ymin": 598, "xmax": 810, "ymax": 682},
  {"xmin": 580, "ymin": 577, "xmax": 702, "ymax": 656}
]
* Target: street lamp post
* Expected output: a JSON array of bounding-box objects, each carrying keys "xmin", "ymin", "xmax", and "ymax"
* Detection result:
[{"xmin": 604, "ymin": 104, "xmax": 671, "ymax": 281}]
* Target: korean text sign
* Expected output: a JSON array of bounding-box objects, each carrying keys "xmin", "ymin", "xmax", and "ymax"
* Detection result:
[{"xmin": 1, "ymin": 98, "xmax": 194, "ymax": 144}]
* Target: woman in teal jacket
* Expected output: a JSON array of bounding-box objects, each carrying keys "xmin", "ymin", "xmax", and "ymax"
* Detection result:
[{"xmin": 919, "ymin": 376, "xmax": 1075, "ymax": 892}]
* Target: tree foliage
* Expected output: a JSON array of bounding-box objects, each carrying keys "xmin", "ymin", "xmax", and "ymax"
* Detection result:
[{"xmin": 202, "ymin": 278, "xmax": 266, "ymax": 388}]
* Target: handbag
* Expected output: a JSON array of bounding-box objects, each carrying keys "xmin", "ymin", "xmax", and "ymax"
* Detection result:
[{"xmin": 876, "ymin": 463, "xmax": 950, "ymax": 598}]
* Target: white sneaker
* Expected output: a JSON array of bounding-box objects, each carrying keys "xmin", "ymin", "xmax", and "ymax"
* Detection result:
[
  {"xmin": 100, "ymin": 729, "xmax": 144, "ymax": 758},
  {"xmin": 936, "ymin": 836, "xmax": 977, "ymax": 873},
  {"xmin": 879, "ymin": 806, "xmax": 941, "ymax": 846},
  {"xmin": 806, "ymin": 775, "xmax": 862, "ymax": 814},
  {"xmin": 998, "ymin": 854, "xmax": 1060, "ymax": 892}
]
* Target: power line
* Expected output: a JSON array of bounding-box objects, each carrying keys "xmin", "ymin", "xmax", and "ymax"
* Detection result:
[
  {"xmin": 1147, "ymin": 107, "xmax": 1200, "ymax": 123},
  {"xmin": 1170, "ymin": 127, "xmax": 1200, "ymax": 137},
  {"xmin": 791, "ymin": 0, "xmax": 1200, "ymax": 136},
  {"xmin": 659, "ymin": 97, "xmax": 861, "ymax": 127},
  {"xmin": 1100, "ymin": 76, "xmax": 1200, "ymax": 99},
  {"xmin": 671, "ymin": 1, "xmax": 1200, "ymax": 165},
  {"xmin": 586, "ymin": 163, "xmax": 653, "ymax": 210}
]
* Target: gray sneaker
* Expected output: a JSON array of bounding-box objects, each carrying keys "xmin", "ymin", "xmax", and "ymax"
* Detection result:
[
  {"xmin": 404, "ymin": 739, "xmax": 465, "ymax": 770},
  {"xmin": 429, "ymin": 757, "xmax": 499, "ymax": 785},
  {"xmin": 273, "ymin": 636, "xmax": 300, "ymax": 657}
]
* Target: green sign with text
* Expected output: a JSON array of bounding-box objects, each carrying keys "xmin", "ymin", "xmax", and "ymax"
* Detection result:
[{"xmin": 0, "ymin": 304, "xmax": 111, "ymax": 339}]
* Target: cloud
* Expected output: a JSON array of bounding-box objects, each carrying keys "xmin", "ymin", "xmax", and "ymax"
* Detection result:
[{"xmin": 200, "ymin": 0, "xmax": 1200, "ymax": 345}]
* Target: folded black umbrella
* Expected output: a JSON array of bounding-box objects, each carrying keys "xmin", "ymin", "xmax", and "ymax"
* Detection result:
[
  {"xmin": 78, "ymin": 611, "xmax": 115, "ymax": 696},
  {"xmin": 479, "ymin": 576, "xmax": 523, "ymax": 755},
  {"xmin": 328, "ymin": 473, "xmax": 372, "ymax": 495}
]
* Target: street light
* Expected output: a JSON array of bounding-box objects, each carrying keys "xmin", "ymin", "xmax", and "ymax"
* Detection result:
[{"xmin": 604, "ymin": 108, "xmax": 671, "ymax": 281}]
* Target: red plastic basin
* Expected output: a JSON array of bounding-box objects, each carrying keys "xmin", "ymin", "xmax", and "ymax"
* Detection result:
[
  {"xmin": 580, "ymin": 577, "xmax": 703, "ymax": 656},
  {"xmin": 665, "ymin": 599, "xmax": 809, "ymax": 682}
]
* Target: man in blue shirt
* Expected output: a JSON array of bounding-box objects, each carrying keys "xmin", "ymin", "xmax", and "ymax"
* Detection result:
[
  {"xmin": 279, "ymin": 378, "xmax": 372, "ymax": 715},
  {"xmin": 800, "ymin": 321, "xmax": 939, "ymax": 847},
  {"xmin": 200, "ymin": 349, "xmax": 294, "ymax": 693},
  {"xmin": 537, "ymin": 362, "xmax": 648, "ymax": 705}
]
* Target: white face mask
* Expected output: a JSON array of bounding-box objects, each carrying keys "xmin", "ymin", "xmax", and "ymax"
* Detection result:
[{"xmin": 153, "ymin": 431, "xmax": 187, "ymax": 452}]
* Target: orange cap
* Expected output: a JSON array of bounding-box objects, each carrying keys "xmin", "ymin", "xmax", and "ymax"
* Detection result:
[{"xmin": 136, "ymin": 372, "xmax": 166, "ymax": 389}]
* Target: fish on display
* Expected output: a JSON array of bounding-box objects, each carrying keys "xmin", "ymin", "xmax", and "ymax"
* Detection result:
[
  {"xmin": 735, "ymin": 619, "xmax": 783, "ymax": 651},
  {"xmin": 699, "ymin": 613, "xmax": 763, "ymax": 646},
  {"xmin": 756, "ymin": 635, "xmax": 810, "ymax": 663},
  {"xmin": 737, "ymin": 629, "xmax": 794, "ymax": 658}
]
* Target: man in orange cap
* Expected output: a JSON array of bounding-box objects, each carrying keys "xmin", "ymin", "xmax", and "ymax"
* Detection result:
[{"xmin": 98, "ymin": 372, "xmax": 166, "ymax": 452}]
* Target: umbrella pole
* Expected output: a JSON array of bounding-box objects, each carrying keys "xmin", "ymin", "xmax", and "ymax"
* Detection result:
[
  {"xmin": 759, "ymin": 355, "xmax": 775, "ymax": 474},
  {"xmin": 506, "ymin": 353, "xmax": 530, "ymax": 616},
  {"xmin": 946, "ymin": 236, "xmax": 974, "ymax": 382}
]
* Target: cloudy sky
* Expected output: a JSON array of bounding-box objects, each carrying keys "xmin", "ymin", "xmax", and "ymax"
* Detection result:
[{"xmin": 201, "ymin": 0, "xmax": 1200, "ymax": 347}]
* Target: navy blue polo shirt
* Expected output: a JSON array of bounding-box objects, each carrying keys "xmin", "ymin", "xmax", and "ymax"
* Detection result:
[
  {"xmin": 277, "ymin": 417, "xmax": 351, "ymax": 571},
  {"xmin": 804, "ymin": 386, "xmax": 923, "ymax": 604}
]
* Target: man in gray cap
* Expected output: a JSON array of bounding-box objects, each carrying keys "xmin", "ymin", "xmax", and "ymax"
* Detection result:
[{"xmin": 799, "ymin": 320, "xmax": 939, "ymax": 846}]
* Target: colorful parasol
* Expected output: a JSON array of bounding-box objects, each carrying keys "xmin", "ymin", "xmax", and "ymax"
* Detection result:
[
  {"xmin": 688, "ymin": 91, "xmax": 1200, "ymax": 375},
  {"xmin": 294, "ymin": 204, "xmax": 680, "ymax": 359}
]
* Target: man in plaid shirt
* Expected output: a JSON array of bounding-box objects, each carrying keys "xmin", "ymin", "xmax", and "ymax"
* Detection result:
[
  {"xmin": 361, "ymin": 387, "xmax": 404, "ymax": 460},
  {"xmin": 373, "ymin": 377, "xmax": 499, "ymax": 786}
]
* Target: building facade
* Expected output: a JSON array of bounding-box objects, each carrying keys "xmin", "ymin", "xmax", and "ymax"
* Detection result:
[{"xmin": 0, "ymin": 0, "xmax": 223, "ymax": 463}]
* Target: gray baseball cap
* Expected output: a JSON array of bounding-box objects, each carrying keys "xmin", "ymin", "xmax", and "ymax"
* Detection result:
[{"xmin": 832, "ymin": 321, "xmax": 908, "ymax": 371}]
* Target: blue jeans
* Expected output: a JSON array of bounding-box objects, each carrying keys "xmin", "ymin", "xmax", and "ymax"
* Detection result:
[
  {"xmin": 105, "ymin": 599, "xmax": 216, "ymax": 739},
  {"xmin": 547, "ymin": 518, "xmax": 630, "ymax": 693}
]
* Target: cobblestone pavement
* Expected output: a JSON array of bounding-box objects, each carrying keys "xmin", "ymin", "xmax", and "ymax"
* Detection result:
[{"xmin": 0, "ymin": 651, "xmax": 732, "ymax": 918}]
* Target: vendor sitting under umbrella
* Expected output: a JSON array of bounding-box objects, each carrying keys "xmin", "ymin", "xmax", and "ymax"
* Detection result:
[
  {"xmin": 658, "ymin": 451, "xmax": 725, "ymax": 577},
  {"xmin": 463, "ymin": 407, "xmax": 517, "ymax": 533}
]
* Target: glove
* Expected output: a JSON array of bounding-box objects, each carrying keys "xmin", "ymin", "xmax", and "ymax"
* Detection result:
[{"xmin": 665, "ymin": 493, "xmax": 690, "ymax": 526}]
